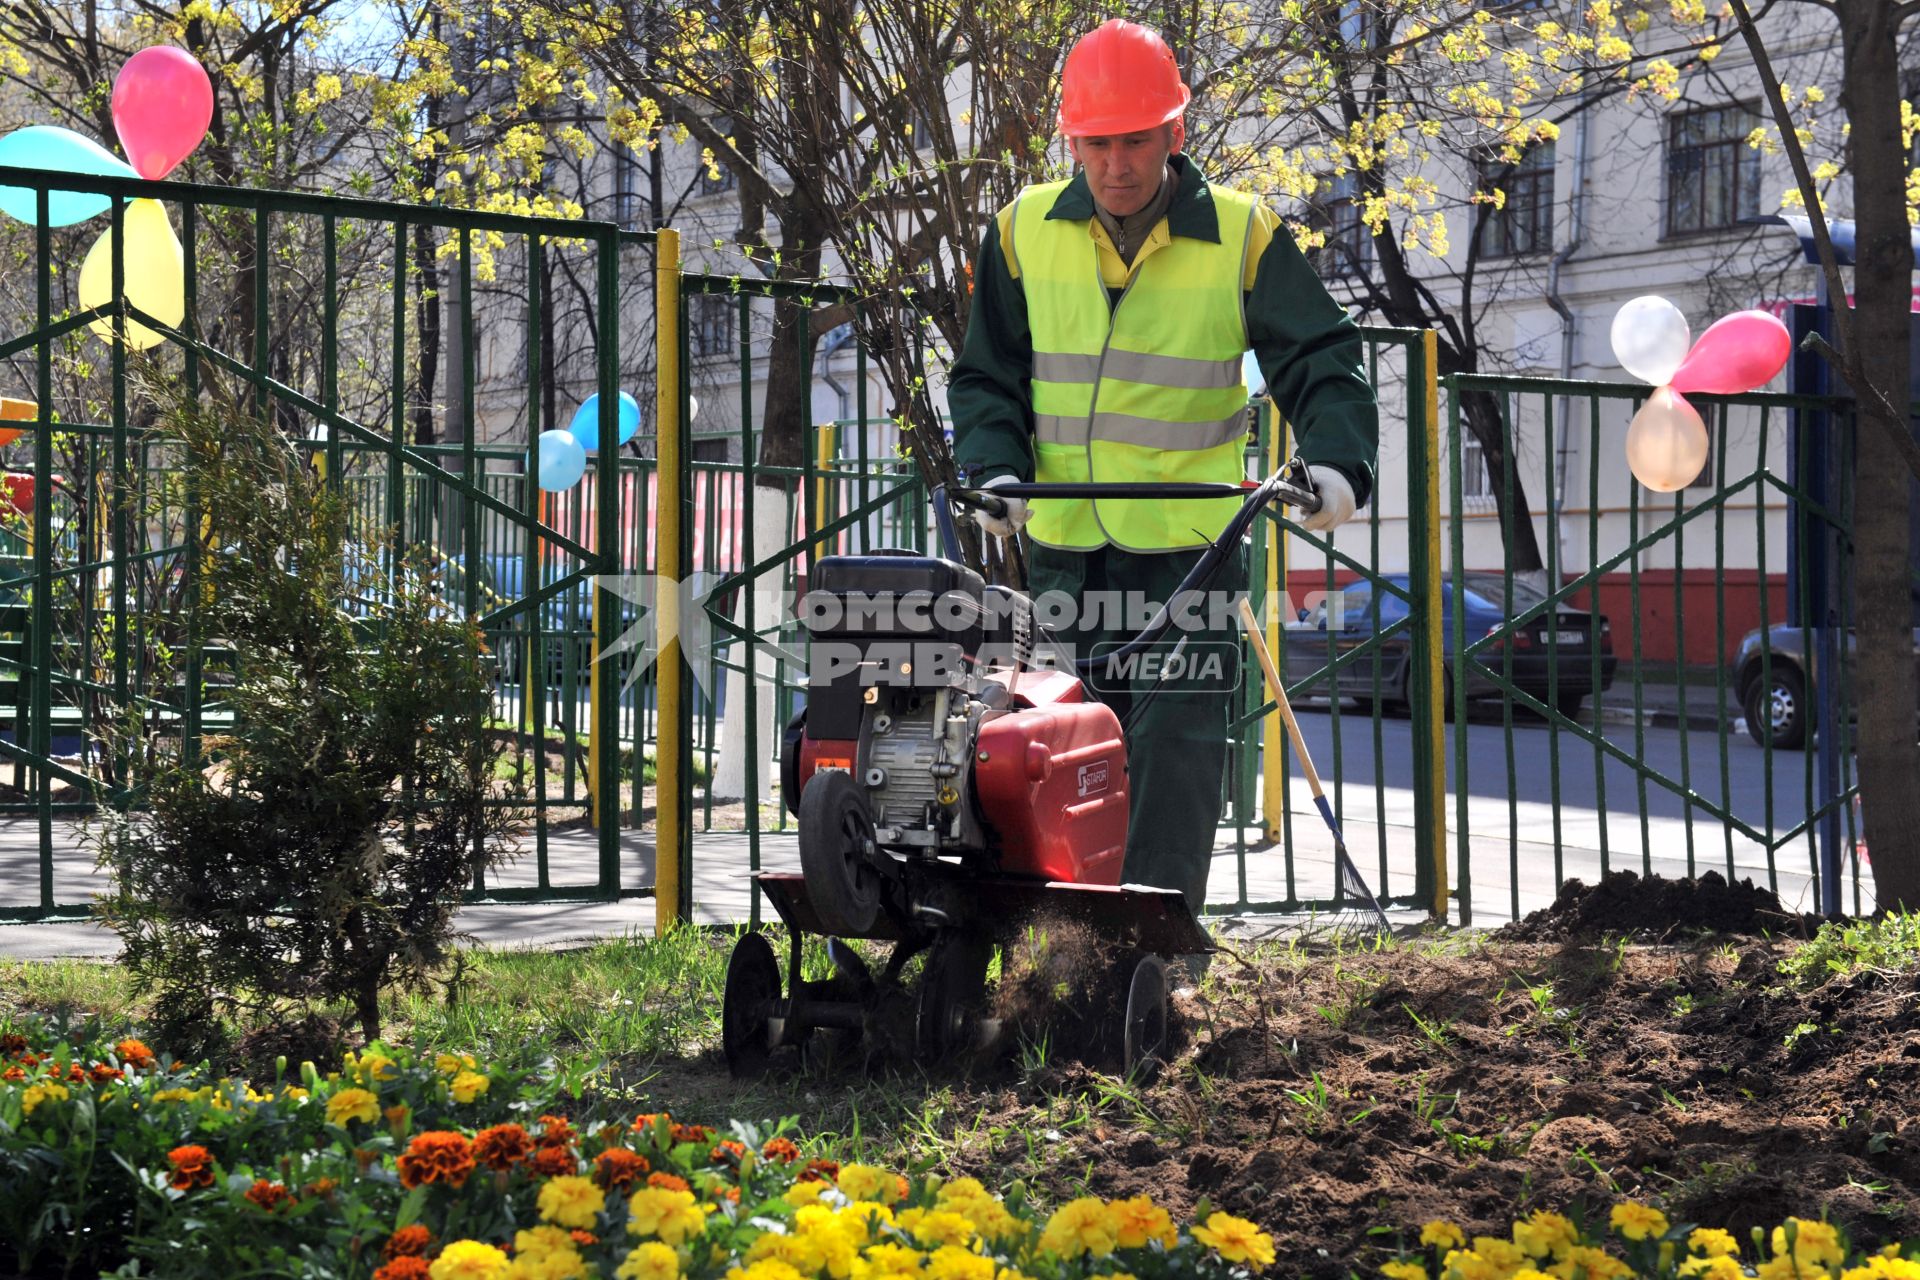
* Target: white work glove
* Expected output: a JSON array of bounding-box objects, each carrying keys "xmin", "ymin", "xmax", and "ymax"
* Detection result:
[
  {"xmin": 972, "ymin": 475, "xmax": 1033, "ymax": 539},
  {"xmin": 1298, "ymin": 464, "xmax": 1358, "ymax": 533}
]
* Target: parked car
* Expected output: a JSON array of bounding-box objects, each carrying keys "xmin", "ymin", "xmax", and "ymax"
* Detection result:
[
  {"xmin": 1733, "ymin": 623, "xmax": 1920, "ymax": 750},
  {"xmin": 1281, "ymin": 573, "xmax": 1617, "ymax": 718}
]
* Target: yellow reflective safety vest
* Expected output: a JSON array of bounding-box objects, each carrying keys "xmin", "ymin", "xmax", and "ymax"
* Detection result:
[{"xmin": 1012, "ymin": 178, "xmax": 1256, "ymax": 552}]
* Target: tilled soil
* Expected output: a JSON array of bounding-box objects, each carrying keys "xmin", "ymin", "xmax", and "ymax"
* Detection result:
[{"xmin": 662, "ymin": 874, "xmax": 1920, "ymax": 1278}]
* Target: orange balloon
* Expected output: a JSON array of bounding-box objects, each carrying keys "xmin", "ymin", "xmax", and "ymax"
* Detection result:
[{"xmin": 1625, "ymin": 387, "xmax": 1709, "ymax": 493}]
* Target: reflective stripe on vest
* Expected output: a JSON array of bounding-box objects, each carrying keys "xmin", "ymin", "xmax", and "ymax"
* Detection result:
[{"xmin": 1013, "ymin": 178, "xmax": 1257, "ymax": 552}]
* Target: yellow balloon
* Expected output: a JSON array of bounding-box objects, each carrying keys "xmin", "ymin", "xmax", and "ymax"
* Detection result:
[
  {"xmin": 78, "ymin": 198, "xmax": 184, "ymax": 350},
  {"xmin": 1625, "ymin": 386, "xmax": 1709, "ymax": 493}
]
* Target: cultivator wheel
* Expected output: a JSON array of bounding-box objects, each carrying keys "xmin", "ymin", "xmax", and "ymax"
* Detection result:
[
  {"xmin": 1123, "ymin": 954, "xmax": 1170, "ymax": 1078},
  {"xmin": 916, "ymin": 931, "xmax": 993, "ymax": 1063},
  {"xmin": 798, "ymin": 770, "xmax": 883, "ymax": 937},
  {"xmin": 722, "ymin": 932, "xmax": 783, "ymax": 1078}
]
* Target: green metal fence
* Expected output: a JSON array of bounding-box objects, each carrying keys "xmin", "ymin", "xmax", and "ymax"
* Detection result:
[{"xmin": 0, "ymin": 164, "xmax": 638, "ymax": 920}]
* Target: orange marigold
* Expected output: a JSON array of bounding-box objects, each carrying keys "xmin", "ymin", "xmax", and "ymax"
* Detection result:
[
  {"xmin": 595, "ymin": 1147, "xmax": 650, "ymax": 1192},
  {"xmin": 383, "ymin": 1224, "xmax": 436, "ymax": 1260},
  {"xmin": 761, "ymin": 1137, "xmax": 801, "ymax": 1164},
  {"xmin": 710, "ymin": 1140, "xmax": 746, "ymax": 1165},
  {"xmin": 166, "ymin": 1145, "xmax": 216, "ymax": 1191},
  {"xmin": 64, "ymin": 1063, "xmax": 86, "ymax": 1083},
  {"xmin": 373, "ymin": 1259, "xmax": 434, "ymax": 1280},
  {"xmin": 115, "ymin": 1039, "xmax": 157, "ymax": 1069},
  {"xmin": 396, "ymin": 1131, "xmax": 476, "ymax": 1190},
  {"xmin": 0, "ymin": 1032, "xmax": 27, "ymax": 1056},
  {"xmin": 631, "ymin": 1111, "xmax": 671, "ymax": 1134},
  {"xmin": 473, "ymin": 1123, "xmax": 535, "ymax": 1171},
  {"xmin": 531, "ymin": 1145, "xmax": 579, "ymax": 1178},
  {"xmin": 537, "ymin": 1114, "xmax": 578, "ymax": 1149},
  {"xmin": 646, "ymin": 1171, "xmax": 691, "ymax": 1193},
  {"xmin": 713, "ymin": 1185, "xmax": 741, "ymax": 1204},
  {"xmin": 671, "ymin": 1123, "xmax": 715, "ymax": 1144},
  {"xmin": 89, "ymin": 1063, "xmax": 124, "ymax": 1084},
  {"xmin": 798, "ymin": 1159, "xmax": 840, "ymax": 1184},
  {"xmin": 2, "ymin": 1066, "xmax": 24, "ymax": 1082},
  {"xmin": 569, "ymin": 1230, "xmax": 598, "ymax": 1247},
  {"xmin": 244, "ymin": 1180, "xmax": 294, "ymax": 1212},
  {"xmin": 303, "ymin": 1178, "xmax": 339, "ymax": 1200}
]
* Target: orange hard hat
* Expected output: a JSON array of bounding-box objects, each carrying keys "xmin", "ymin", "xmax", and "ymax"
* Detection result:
[{"xmin": 1057, "ymin": 19, "xmax": 1190, "ymax": 138}]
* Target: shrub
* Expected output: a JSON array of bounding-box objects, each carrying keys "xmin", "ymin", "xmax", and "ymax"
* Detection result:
[{"xmin": 90, "ymin": 377, "xmax": 519, "ymax": 1048}]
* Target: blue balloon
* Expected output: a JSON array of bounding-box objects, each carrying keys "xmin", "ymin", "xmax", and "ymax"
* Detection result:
[
  {"xmin": 532, "ymin": 429, "xmax": 587, "ymax": 491},
  {"xmin": 566, "ymin": 391, "xmax": 641, "ymax": 451},
  {"xmin": 0, "ymin": 126, "xmax": 140, "ymax": 227}
]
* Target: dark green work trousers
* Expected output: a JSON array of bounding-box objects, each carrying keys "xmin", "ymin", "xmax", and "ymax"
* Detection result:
[{"xmin": 1026, "ymin": 542, "xmax": 1246, "ymax": 914}]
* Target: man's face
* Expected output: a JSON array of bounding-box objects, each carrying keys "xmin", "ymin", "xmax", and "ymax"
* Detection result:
[{"xmin": 1069, "ymin": 123, "xmax": 1181, "ymax": 218}]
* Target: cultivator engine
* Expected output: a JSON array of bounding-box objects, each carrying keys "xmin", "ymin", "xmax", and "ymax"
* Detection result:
[{"xmin": 721, "ymin": 471, "xmax": 1321, "ymax": 1078}]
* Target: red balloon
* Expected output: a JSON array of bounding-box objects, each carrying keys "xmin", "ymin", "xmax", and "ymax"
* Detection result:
[
  {"xmin": 112, "ymin": 47, "xmax": 213, "ymax": 181},
  {"xmin": 1669, "ymin": 310, "xmax": 1793, "ymax": 397},
  {"xmin": 1, "ymin": 473, "xmax": 34, "ymax": 516}
]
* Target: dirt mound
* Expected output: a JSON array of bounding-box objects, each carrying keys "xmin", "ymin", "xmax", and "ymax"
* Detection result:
[{"xmin": 1499, "ymin": 869, "xmax": 1821, "ymax": 941}]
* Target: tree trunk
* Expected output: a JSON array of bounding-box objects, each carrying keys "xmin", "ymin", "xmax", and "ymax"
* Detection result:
[
  {"xmin": 1446, "ymin": 370, "xmax": 1547, "ymax": 574},
  {"xmin": 1837, "ymin": 0, "xmax": 1920, "ymax": 913}
]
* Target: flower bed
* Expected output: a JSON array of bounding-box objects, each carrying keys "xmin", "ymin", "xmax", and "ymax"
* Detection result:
[{"xmin": 0, "ymin": 1023, "xmax": 1271, "ymax": 1279}]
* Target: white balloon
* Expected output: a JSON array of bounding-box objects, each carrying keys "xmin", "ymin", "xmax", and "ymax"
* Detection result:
[{"xmin": 1610, "ymin": 296, "xmax": 1692, "ymax": 386}]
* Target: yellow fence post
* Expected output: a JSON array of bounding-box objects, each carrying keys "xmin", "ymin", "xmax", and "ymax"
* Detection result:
[
  {"xmin": 1261, "ymin": 400, "xmax": 1288, "ymax": 842},
  {"xmin": 1418, "ymin": 328, "xmax": 1449, "ymax": 918},
  {"xmin": 814, "ymin": 422, "xmax": 836, "ymax": 541},
  {"xmin": 654, "ymin": 228, "xmax": 684, "ymax": 935}
]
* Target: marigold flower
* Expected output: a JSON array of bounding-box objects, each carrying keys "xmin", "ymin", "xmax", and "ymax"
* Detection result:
[
  {"xmin": 89, "ymin": 1063, "xmax": 124, "ymax": 1083},
  {"xmin": 626, "ymin": 1186, "xmax": 712, "ymax": 1245},
  {"xmin": 327, "ymin": 1087, "xmax": 381, "ymax": 1127},
  {"xmin": 1774, "ymin": 1219, "xmax": 1845, "ymax": 1272},
  {"xmin": 0, "ymin": 1032, "xmax": 27, "ymax": 1056},
  {"xmin": 1381, "ymin": 1262, "xmax": 1429, "ymax": 1280},
  {"xmin": 1689, "ymin": 1229, "xmax": 1741, "ymax": 1259},
  {"xmin": 1514, "ymin": 1211, "xmax": 1578, "ymax": 1261},
  {"xmin": 427, "ymin": 1239, "xmax": 509, "ymax": 1280},
  {"xmin": 647, "ymin": 1171, "xmax": 691, "ymax": 1192},
  {"xmin": 386, "ymin": 1225, "xmax": 437, "ymax": 1259},
  {"xmin": 799, "ymin": 1158, "xmax": 840, "ymax": 1183},
  {"xmin": 837, "ymin": 1163, "xmax": 904, "ymax": 1205},
  {"xmin": 1, "ymin": 1066, "xmax": 23, "ymax": 1082},
  {"xmin": 711, "ymin": 1139, "xmax": 747, "ymax": 1165},
  {"xmin": 538, "ymin": 1175, "xmax": 607, "ymax": 1230},
  {"xmin": 436, "ymin": 1052, "xmax": 478, "ymax": 1076},
  {"xmin": 898, "ymin": 1209, "xmax": 979, "ymax": 1249},
  {"xmin": 513, "ymin": 1224, "xmax": 588, "ymax": 1273},
  {"xmin": 724, "ymin": 1261, "xmax": 804, "ymax": 1280},
  {"xmin": 925, "ymin": 1244, "xmax": 994, "ymax": 1280},
  {"xmin": 1553, "ymin": 1245, "xmax": 1634, "ymax": 1280},
  {"xmin": 761, "ymin": 1137, "xmax": 801, "ymax": 1164},
  {"xmin": 1109, "ymin": 1195, "xmax": 1177, "ymax": 1250},
  {"xmin": 532, "ymin": 1145, "xmax": 579, "ymax": 1178},
  {"xmin": 304, "ymin": 1177, "xmax": 339, "ymax": 1200},
  {"xmin": 1680, "ymin": 1257, "xmax": 1745, "ymax": 1280},
  {"xmin": 115, "ymin": 1038, "xmax": 156, "ymax": 1069},
  {"xmin": 20, "ymin": 1082, "xmax": 69, "ymax": 1116},
  {"xmin": 474, "ymin": 1123, "xmax": 536, "ymax": 1171},
  {"xmin": 1610, "ymin": 1203, "xmax": 1670, "ymax": 1243},
  {"xmin": 1041, "ymin": 1198, "xmax": 1118, "ymax": 1259},
  {"xmin": 595, "ymin": 1148, "xmax": 650, "ymax": 1192},
  {"xmin": 449, "ymin": 1070, "xmax": 490, "ymax": 1104},
  {"xmin": 538, "ymin": 1114, "xmax": 579, "ymax": 1148},
  {"xmin": 569, "ymin": 1230, "xmax": 597, "ymax": 1247},
  {"xmin": 632, "ymin": 1111, "xmax": 670, "ymax": 1134},
  {"xmin": 671, "ymin": 1123, "xmax": 715, "ymax": 1144},
  {"xmin": 244, "ymin": 1179, "xmax": 294, "ymax": 1211},
  {"xmin": 166, "ymin": 1144, "xmax": 216, "ymax": 1191},
  {"xmin": 399, "ymin": 1131, "xmax": 477, "ymax": 1190},
  {"xmin": 1421, "ymin": 1222, "xmax": 1466, "ymax": 1250},
  {"xmin": 1192, "ymin": 1212, "xmax": 1276, "ymax": 1268},
  {"xmin": 618, "ymin": 1241, "xmax": 681, "ymax": 1280},
  {"xmin": 375, "ymin": 1260, "xmax": 435, "ymax": 1280}
]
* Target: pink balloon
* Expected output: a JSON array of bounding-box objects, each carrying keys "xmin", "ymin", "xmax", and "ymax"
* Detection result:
[
  {"xmin": 112, "ymin": 47, "xmax": 213, "ymax": 181},
  {"xmin": 1669, "ymin": 310, "xmax": 1792, "ymax": 397}
]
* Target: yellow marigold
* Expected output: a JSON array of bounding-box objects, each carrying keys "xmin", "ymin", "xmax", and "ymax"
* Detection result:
[
  {"xmin": 1757, "ymin": 1259, "xmax": 1829, "ymax": 1280},
  {"xmin": 437, "ymin": 1052, "xmax": 478, "ymax": 1076},
  {"xmin": 1472, "ymin": 1237, "xmax": 1528, "ymax": 1273},
  {"xmin": 786, "ymin": 1180, "xmax": 829, "ymax": 1209},
  {"xmin": 853, "ymin": 1242, "xmax": 924, "ymax": 1279},
  {"xmin": 349, "ymin": 1050, "xmax": 399, "ymax": 1082},
  {"xmin": 1192, "ymin": 1213, "xmax": 1276, "ymax": 1268},
  {"xmin": 897, "ymin": 1209, "xmax": 978, "ymax": 1249},
  {"xmin": 538, "ymin": 1176, "xmax": 607, "ymax": 1230},
  {"xmin": 327, "ymin": 1087, "xmax": 380, "ymax": 1127},
  {"xmin": 837, "ymin": 1163, "xmax": 904, "ymax": 1205},
  {"xmin": 1682, "ymin": 1257, "xmax": 1746, "ymax": 1280},
  {"xmin": 1422, "ymin": 1222, "xmax": 1467, "ymax": 1251},
  {"xmin": 617, "ymin": 1242, "xmax": 681, "ymax": 1280},
  {"xmin": 937, "ymin": 1178, "xmax": 989, "ymax": 1205},
  {"xmin": 1548, "ymin": 1246, "xmax": 1634, "ymax": 1280},
  {"xmin": 450, "ymin": 1071, "xmax": 490, "ymax": 1104},
  {"xmin": 626, "ymin": 1186, "xmax": 712, "ymax": 1246},
  {"xmin": 924, "ymin": 1245, "xmax": 993, "ymax": 1280},
  {"xmin": 507, "ymin": 1243, "xmax": 588, "ymax": 1280},
  {"xmin": 1109, "ymin": 1195, "xmax": 1177, "ymax": 1250},
  {"xmin": 1774, "ymin": 1220, "xmax": 1845, "ymax": 1272},
  {"xmin": 1041, "ymin": 1198, "xmax": 1118, "ymax": 1259},
  {"xmin": 1514, "ymin": 1212, "xmax": 1578, "ymax": 1261},
  {"xmin": 1382, "ymin": 1262, "xmax": 1429, "ymax": 1280},
  {"xmin": 1442, "ymin": 1250, "xmax": 1508, "ymax": 1280},
  {"xmin": 1610, "ymin": 1202, "xmax": 1671, "ymax": 1243},
  {"xmin": 429, "ymin": 1240, "xmax": 511, "ymax": 1280},
  {"xmin": 20, "ymin": 1082, "xmax": 68, "ymax": 1116},
  {"xmin": 1841, "ymin": 1259, "xmax": 1920, "ymax": 1280},
  {"xmin": 725, "ymin": 1262, "xmax": 805, "ymax": 1280},
  {"xmin": 1690, "ymin": 1230, "xmax": 1741, "ymax": 1260}
]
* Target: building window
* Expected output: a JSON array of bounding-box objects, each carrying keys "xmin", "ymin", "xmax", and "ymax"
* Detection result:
[
  {"xmin": 1666, "ymin": 104, "xmax": 1763, "ymax": 236},
  {"xmin": 1476, "ymin": 142, "xmax": 1555, "ymax": 258},
  {"xmin": 689, "ymin": 295, "xmax": 736, "ymax": 359},
  {"xmin": 1459, "ymin": 432, "xmax": 1491, "ymax": 500},
  {"xmin": 1313, "ymin": 173, "xmax": 1373, "ymax": 278}
]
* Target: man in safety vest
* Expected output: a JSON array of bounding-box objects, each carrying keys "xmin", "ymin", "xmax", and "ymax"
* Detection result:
[{"xmin": 948, "ymin": 18, "xmax": 1379, "ymax": 918}]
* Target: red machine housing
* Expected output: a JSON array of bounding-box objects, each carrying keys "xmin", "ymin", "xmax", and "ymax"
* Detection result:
[{"xmin": 973, "ymin": 670, "xmax": 1128, "ymax": 885}]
